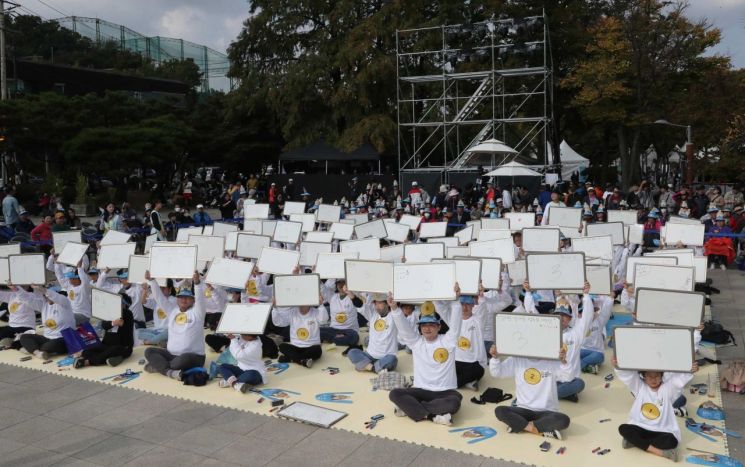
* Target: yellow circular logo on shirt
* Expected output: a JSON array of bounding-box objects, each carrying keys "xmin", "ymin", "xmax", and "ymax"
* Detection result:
[
  {"xmin": 373, "ymin": 319, "xmax": 386, "ymax": 332},
  {"xmin": 205, "ymin": 289, "xmax": 213, "ymax": 299},
  {"xmin": 45, "ymin": 319, "xmax": 57, "ymax": 330},
  {"xmin": 524, "ymin": 368, "xmax": 542, "ymax": 385},
  {"xmin": 297, "ymin": 328, "xmax": 309, "ymax": 340},
  {"xmin": 175, "ymin": 312, "xmax": 188, "ymax": 325},
  {"xmin": 247, "ymin": 280, "xmax": 258, "ymax": 296},
  {"xmin": 421, "ymin": 301, "xmax": 435, "ymax": 316},
  {"xmin": 157, "ymin": 308, "xmax": 167, "ymax": 320},
  {"xmin": 458, "ymin": 336, "xmax": 471, "ymax": 350},
  {"xmin": 335, "ymin": 313, "xmax": 347, "ymax": 324},
  {"xmin": 641, "ymin": 403, "xmax": 660, "ymax": 420},
  {"xmin": 433, "ymin": 347, "xmax": 449, "ymax": 363},
  {"xmin": 68, "ymin": 290, "xmax": 75, "ymax": 300},
  {"xmin": 9, "ymin": 302, "xmax": 19, "ymax": 313}
]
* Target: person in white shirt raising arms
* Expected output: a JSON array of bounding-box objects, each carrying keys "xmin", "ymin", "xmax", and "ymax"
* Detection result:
[
  {"xmin": 272, "ymin": 296, "xmax": 328, "ymax": 369},
  {"xmin": 388, "ymin": 284, "xmax": 463, "ymax": 426},
  {"xmin": 347, "ymin": 293, "xmax": 398, "ymax": 373}
]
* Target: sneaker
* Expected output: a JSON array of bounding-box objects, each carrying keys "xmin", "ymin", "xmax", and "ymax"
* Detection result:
[
  {"xmin": 505, "ymin": 426, "xmax": 513, "ymax": 433},
  {"xmin": 303, "ymin": 358, "xmax": 314, "ymax": 369},
  {"xmin": 622, "ymin": 438, "xmax": 632, "ymax": 449},
  {"xmin": 709, "ymin": 264, "xmax": 715, "ymax": 270},
  {"xmin": 563, "ymin": 393, "xmax": 579, "ymax": 403},
  {"xmin": 233, "ymin": 383, "xmax": 245, "ymax": 393},
  {"xmin": 377, "ymin": 368, "xmax": 388, "ymax": 375},
  {"xmin": 73, "ymin": 357, "xmax": 85, "ymax": 369},
  {"xmin": 106, "ymin": 356, "xmax": 123, "ymax": 367},
  {"xmin": 589, "ymin": 364, "xmax": 599, "ymax": 375},
  {"xmin": 218, "ymin": 379, "xmax": 232, "ymax": 388},
  {"xmin": 18, "ymin": 347, "xmax": 30, "ymax": 355},
  {"xmin": 393, "ymin": 406, "xmax": 407, "ymax": 417},
  {"xmin": 464, "ymin": 381, "xmax": 479, "ymax": 391},
  {"xmin": 143, "ymin": 363, "xmax": 157, "ymax": 373},
  {"xmin": 432, "ymin": 413, "xmax": 453, "ymax": 426},
  {"xmin": 277, "ymin": 355, "xmax": 290, "ymax": 364},
  {"xmin": 33, "ymin": 350, "xmax": 49, "ymax": 360},
  {"xmin": 0, "ymin": 337, "xmax": 13, "ymax": 348},
  {"xmin": 240, "ymin": 383, "xmax": 251, "ymax": 394},
  {"xmin": 660, "ymin": 448, "xmax": 678, "ymax": 462},
  {"xmin": 673, "ymin": 406, "xmax": 688, "ymax": 418},
  {"xmin": 720, "ymin": 264, "xmax": 727, "ymax": 271},
  {"xmin": 542, "ymin": 429, "xmax": 562, "ymax": 440}
]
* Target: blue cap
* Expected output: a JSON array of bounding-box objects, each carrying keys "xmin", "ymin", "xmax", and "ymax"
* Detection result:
[
  {"xmin": 64, "ymin": 271, "xmax": 80, "ymax": 279},
  {"xmin": 87, "ymin": 268, "xmax": 99, "ymax": 275},
  {"xmin": 574, "ymin": 201, "xmax": 582, "ymax": 208},
  {"xmin": 117, "ymin": 271, "xmax": 129, "ymax": 279},
  {"xmin": 176, "ymin": 289, "xmax": 195, "ymax": 298},
  {"xmin": 715, "ymin": 215, "xmax": 725, "ymax": 221},
  {"xmin": 583, "ymin": 210, "xmax": 593, "ymax": 217},
  {"xmin": 418, "ymin": 315, "xmax": 441, "ymax": 325},
  {"xmin": 459, "ymin": 295, "xmax": 475, "ymax": 305},
  {"xmin": 647, "ymin": 212, "xmax": 658, "ymax": 219},
  {"xmin": 708, "ymin": 206, "xmax": 718, "ymax": 212},
  {"xmin": 597, "ymin": 206, "xmax": 605, "ymax": 213},
  {"xmin": 227, "ymin": 288, "xmax": 242, "ymax": 294},
  {"xmin": 554, "ymin": 305, "xmax": 572, "ymax": 317}
]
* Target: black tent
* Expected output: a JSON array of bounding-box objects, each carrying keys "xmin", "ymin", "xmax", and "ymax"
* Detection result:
[{"xmin": 279, "ymin": 140, "xmax": 380, "ymax": 174}]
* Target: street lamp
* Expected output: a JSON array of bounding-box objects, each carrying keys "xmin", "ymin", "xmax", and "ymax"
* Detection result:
[{"xmin": 653, "ymin": 119, "xmax": 693, "ymax": 185}]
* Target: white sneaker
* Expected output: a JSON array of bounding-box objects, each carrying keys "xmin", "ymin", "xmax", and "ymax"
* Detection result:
[
  {"xmin": 377, "ymin": 368, "xmax": 388, "ymax": 375},
  {"xmin": 33, "ymin": 350, "xmax": 49, "ymax": 360},
  {"xmin": 432, "ymin": 413, "xmax": 453, "ymax": 426},
  {"xmin": 542, "ymin": 429, "xmax": 562, "ymax": 440},
  {"xmin": 218, "ymin": 379, "xmax": 232, "ymax": 388},
  {"xmin": 393, "ymin": 406, "xmax": 407, "ymax": 417},
  {"xmin": 0, "ymin": 337, "xmax": 13, "ymax": 348},
  {"xmin": 464, "ymin": 381, "xmax": 479, "ymax": 391},
  {"xmin": 720, "ymin": 264, "xmax": 727, "ymax": 271},
  {"xmin": 233, "ymin": 383, "xmax": 245, "ymax": 393},
  {"xmin": 710, "ymin": 264, "xmax": 715, "ymax": 270}
]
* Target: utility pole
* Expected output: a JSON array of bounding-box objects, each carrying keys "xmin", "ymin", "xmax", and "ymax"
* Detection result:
[{"xmin": 0, "ymin": 0, "xmax": 6, "ymax": 101}]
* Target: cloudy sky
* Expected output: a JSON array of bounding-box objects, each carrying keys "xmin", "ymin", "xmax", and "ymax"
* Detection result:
[{"xmin": 18, "ymin": 0, "xmax": 745, "ymax": 67}]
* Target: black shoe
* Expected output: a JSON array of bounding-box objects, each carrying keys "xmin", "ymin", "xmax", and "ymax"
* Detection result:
[
  {"xmin": 106, "ymin": 356, "xmax": 124, "ymax": 367},
  {"xmin": 563, "ymin": 394, "xmax": 579, "ymax": 403},
  {"xmin": 278, "ymin": 355, "xmax": 290, "ymax": 363},
  {"xmin": 342, "ymin": 344, "xmax": 362, "ymax": 356}
]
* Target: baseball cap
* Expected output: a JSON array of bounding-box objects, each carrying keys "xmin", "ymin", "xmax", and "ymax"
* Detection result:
[
  {"xmin": 554, "ymin": 304, "xmax": 572, "ymax": 317},
  {"xmin": 64, "ymin": 271, "xmax": 80, "ymax": 279},
  {"xmin": 459, "ymin": 295, "xmax": 475, "ymax": 305},
  {"xmin": 370, "ymin": 293, "xmax": 387, "ymax": 302},
  {"xmin": 196, "ymin": 204, "xmax": 204, "ymax": 209},
  {"xmin": 418, "ymin": 315, "xmax": 441, "ymax": 325},
  {"xmin": 176, "ymin": 289, "xmax": 195, "ymax": 298}
]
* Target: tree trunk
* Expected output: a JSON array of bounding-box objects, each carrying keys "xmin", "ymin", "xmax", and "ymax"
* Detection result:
[{"xmin": 618, "ymin": 125, "xmax": 629, "ymax": 189}]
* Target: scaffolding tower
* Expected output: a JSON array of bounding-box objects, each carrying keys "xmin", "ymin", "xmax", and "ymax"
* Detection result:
[{"xmin": 396, "ymin": 12, "xmax": 553, "ymax": 183}]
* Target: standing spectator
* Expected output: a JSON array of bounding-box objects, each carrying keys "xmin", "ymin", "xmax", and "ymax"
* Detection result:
[
  {"xmin": 637, "ymin": 182, "xmax": 656, "ymax": 210},
  {"xmin": 268, "ymin": 183, "xmax": 279, "ymax": 204},
  {"xmin": 284, "ymin": 178, "xmax": 296, "ymax": 200},
  {"xmin": 247, "ymin": 174, "xmax": 259, "ymax": 191},
  {"xmin": 707, "ymin": 187, "xmax": 725, "ymax": 210},
  {"xmin": 219, "ymin": 193, "xmax": 236, "ymax": 219},
  {"xmin": 101, "ymin": 203, "xmax": 121, "ymax": 233},
  {"xmin": 658, "ymin": 184, "xmax": 674, "ymax": 208},
  {"xmin": 724, "ymin": 185, "xmax": 744, "ymax": 209},
  {"xmin": 538, "ymin": 184, "xmax": 552, "ymax": 210},
  {"xmin": 502, "ymin": 185, "xmax": 513, "ymax": 210},
  {"xmin": 691, "ymin": 186, "xmax": 709, "ymax": 218},
  {"xmin": 150, "ymin": 200, "xmax": 166, "ymax": 240},
  {"xmin": 182, "ymin": 178, "xmax": 193, "ymax": 207},
  {"xmin": 2, "ymin": 187, "xmax": 20, "ymax": 230},
  {"xmin": 408, "ymin": 181, "xmax": 423, "ymax": 208}
]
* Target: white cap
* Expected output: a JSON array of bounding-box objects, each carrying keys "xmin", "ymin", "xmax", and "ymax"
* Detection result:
[
  {"xmin": 196, "ymin": 204, "xmax": 204, "ymax": 209},
  {"xmin": 412, "ymin": 181, "xmax": 418, "ymax": 186}
]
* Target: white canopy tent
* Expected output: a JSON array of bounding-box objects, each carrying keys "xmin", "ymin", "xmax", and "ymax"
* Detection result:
[
  {"xmin": 484, "ymin": 161, "xmax": 542, "ymax": 177},
  {"xmin": 546, "ymin": 140, "xmax": 589, "ymax": 180}
]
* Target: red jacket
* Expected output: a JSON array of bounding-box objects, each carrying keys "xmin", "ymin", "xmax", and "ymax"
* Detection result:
[{"xmin": 30, "ymin": 222, "xmax": 52, "ymax": 242}]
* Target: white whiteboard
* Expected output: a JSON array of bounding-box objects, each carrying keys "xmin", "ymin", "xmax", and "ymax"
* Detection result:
[
  {"xmin": 330, "ymin": 222, "xmax": 354, "ymax": 240},
  {"xmin": 526, "ymin": 252, "xmax": 585, "ymax": 289},
  {"xmin": 0, "ymin": 258, "xmax": 9, "ymax": 285},
  {"xmin": 572, "ymin": 235, "xmax": 613, "ymax": 261},
  {"xmin": 566, "ymin": 264, "xmax": 612, "ymax": 295},
  {"xmin": 299, "ymin": 242, "xmax": 332, "ymax": 267},
  {"xmin": 345, "ymin": 260, "xmax": 393, "ymax": 294},
  {"xmin": 586, "ymin": 222, "xmax": 625, "ymax": 245},
  {"xmin": 212, "ymin": 222, "xmax": 239, "ymax": 238},
  {"xmin": 244, "ymin": 203, "xmax": 270, "ymax": 219},
  {"xmin": 614, "ymin": 326, "xmax": 693, "ymax": 372},
  {"xmin": 668, "ymin": 215, "xmax": 701, "ymax": 225},
  {"xmin": 273, "ymin": 221, "xmax": 303, "ymax": 244},
  {"xmin": 647, "ymin": 249, "xmax": 694, "ymax": 266},
  {"xmin": 100, "ymin": 230, "xmax": 131, "ymax": 246},
  {"xmin": 305, "ymin": 231, "xmax": 334, "ymax": 243},
  {"xmin": 477, "ymin": 229, "xmax": 512, "ymax": 241},
  {"xmin": 627, "ymin": 224, "xmax": 644, "ymax": 244},
  {"xmin": 91, "ymin": 287, "xmax": 121, "ymax": 321},
  {"xmin": 429, "ymin": 237, "xmax": 460, "ymax": 248},
  {"xmin": 274, "ymin": 274, "xmax": 320, "ymax": 307},
  {"xmin": 433, "ymin": 258, "xmax": 481, "ymax": 295},
  {"xmin": 693, "ymin": 256, "xmax": 707, "ymax": 283},
  {"xmin": 282, "ymin": 201, "xmax": 306, "ymax": 216},
  {"xmin": 626, "ymin": 256, "xmax": 678, "ymax": 283},
  {"xmin": 469, "ymin": 238, "xmax": 515, "ymax": 263},
  {"xmin": 225, "ymin": 231, "xmax": 240, "ymax": 251},
  {"xmin": 202, "ymin": 226, "xmax": 214, "ymax": 235},
  {"xmin": 315, "ymin": 252, "xmax": 357, "ymax": 279},
  {"xmin": 144, "ymin": 233, "xmax": 158, "ymax": 254},
  {"xmin": 446, "ymin": 246, "xmax": 470, "ymax": 259},
  {"xmin": 393, "ymin": 262, "xmax": 456, "ymax": 302},
  {"xmin": 507, "ymin": 260, "xmax": 526, "ymax": 285},
  {"xmin": 205, "ymin": 258, "xmax": 253, "ymax": 289},
  {"xmin": 345, "ymin": 213, "xmax": 370, "ymax": 225},
  {"xmin": 380, "ymin": 244, "xmax": 405, "ymax": 263},
  {"xmin": 634, "ymin": 264, "xmax": 694, "ymax": 291},
  {"xmin": 522, "ymin": 228, "xmax": 560, "ymax": 253},
  {"xmin": 398, "ymin": 214, "xmax": 421, "ymax": 231},
  {"xmin": 149, "ymin": 245, "xmax": 197, "ymax": 279},
  {"xmin": 127, "ymin": 255, "xmax": 150, "ymax": 284},
  {"xmin": 340, "ymin": 238, "xmax": 380, "ymax": 260},
  {"xmin": 472, "ymin": 257, "xmax": 501, "ymax": 290},
  {"xmin": 0, "ymin": 243, "xmax": 21, "ymax": 258},
  {"xmin": 53, "ymin": 231, "xmax": 81, "ymax": 252},
  {"xmin": 494, "ymin": 313, "xmax": 562, "ymax": 360},
  {"xmin": 262, "ymin": 221, "xmax": 277, "ymax": 237},
  {"xmin": 243, "ymin": 219, "xmax": 262, "ymax": 233},
  {"xmin": 504, "ymin": 212, "xmax": 535, "ymax": 232},
  {"xmin": 236, "ymin": 233, "xmax": 271, "ymax": 259},
  {"xmin": 404, "ymin": 243, "xmax": 444, "ymax": 262},
  {"xmin": 607, "ymin": 210, "xmax": 638, "ymax": 226},
  {"xmin": 57, "ymin": 242, "xmax": 89, "ymax": 267},
  {"xmin": 98, "ymin": 243, "xmax": 137, "ymax": 269},
  {"xmin": 467, "ymin": 220, "xmax": 481, "ymax": 239},
  {"xmin": 418, "ymin": 222, "xmax": 447, "ymax": 239},
  {"xmin": 635, "ymin": 288, "xmax": 704, "ymax": 327},
  {"xmin": 664, "ymin": 223, "xmax": 705, "ymax": 246},
  {"xmin": 256, "ymin": 247, "xmax": 300, "ymax": 275},
  {"xmin": 176, "ymin": 226, "xmax": 203, "ymax": 242},
  {"xmin": 481, "ymin": 218, "xmax": 510, "ymax": 230},
  {"xmin": 277, "ymin": 401, "xmax": 347, "ymax": 429},
  {"xmin": 216, "ymin": 303, "xmax": 273, "ymax": 334},
  {"xmin": 355, "ymin": 219, "xmax": 388, "ymax": 239},
  {"xmin": 454, "ymin": 225, "xmax": 474, "ymax": 245},
  {"xmin": 8, "ymin": 254, "xmax": 46, "ymax": 285},
  {"xmin": 188, "ymin": 235, "xmax": 225, "ymax": 263},
  {"xmin": 548, "ymin": 206, "xmax": 582, "ymax": 228},
  {"xmin": 384, "ymin": 222, "xmax": 410, "ymax": 243},
  {"xmin": 289, "ymin": 213, "xmax": 316, "ymax": 233},
  {"xmin": 316, "ymin": 204, "xmax": 341, "ymax": 224}
]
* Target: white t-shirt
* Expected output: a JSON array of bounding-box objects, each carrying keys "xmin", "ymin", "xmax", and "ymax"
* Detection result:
[
  {"xmin": 358, "ymin": 298, "xmax": 398, "ymax": 359},
  {"xmin": 557, "ymin": 294, "xmax": 594, "ymax": 382},
  {"xmin": 0, "ymin": 290, "xmax": 38, "ymax": 329},
  {"xmin": 581, "ymin": 296, "xmax": 613, "ymax": 353},
  {"xmin": 490, "ymin": 356, "xmax": 563, "ymax": 412},
  {"xmin": 149, "ymin": 280, "xmax": 207, "ymax": 355},
  {"xmin": 272, "ymin": 306, "xmax": 328, "ymax": 347},
  {"xmin": 326, "ymin": 293, "xmax": 359, "ymax": 331},
  {"xmin": 229, "ymin": 337, "xmax": 267, "ymax": 384}
]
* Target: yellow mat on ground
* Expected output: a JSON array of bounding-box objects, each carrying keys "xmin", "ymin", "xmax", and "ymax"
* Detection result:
[{"xmin": 0, "ymin": 322, "xmax": 730, "ymax": 467}]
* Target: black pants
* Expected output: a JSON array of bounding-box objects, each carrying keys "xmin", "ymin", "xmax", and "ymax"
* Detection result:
[
  {"xmin": 618, "ymin": 424, "xmax": 678, "ymax": 451},
  {"xmin": 495, "ymin": 406, "xmax": 570, "ymax": 433},
  {"xmin": 708, "ymin": 255, "xmax": 727, "ymax": 267},
  {"xmin": 0, "ymin": 326, "xmax": 32, "ymax": 341},
  {"xmin": 389, "ymin": 387, "xmax": 463, "ymax": 421},
  {"xmin": 204, "ymin": 313, "xmax": 222, "ymax": 331},
  {"xmin": 19, "ymin": 335, "xmax": 67, "ymax": 355},
  {"xmin": 205, "ymin": 334, "xmax": 279, "ymax": 359},
  {"xmin": 265, "ymin": 317, "xmax": 290, "ymax": 341},
  {"xmin": 144, "ymin": 347, "xmax": 205, "ymax": 375},
  {"xmin": 278, "ymin": 343, "xmax": 321, "ymax": 364},
  {"xmin": 81, "ymin": 345, "xmax": 132, "ymax": 366},
  {"xmin": 456, "ymin": 360, "xmax": 485, "ymax": 387}
]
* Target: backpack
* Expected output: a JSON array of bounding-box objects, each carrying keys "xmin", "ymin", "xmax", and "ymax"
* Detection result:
[
  {"xmin": 181, "ymin": 367, "xmax": 209, "ymax": 386},
  {"xmin": 701, "ymin": 320, "xmax": 736, "ymax": 346}
]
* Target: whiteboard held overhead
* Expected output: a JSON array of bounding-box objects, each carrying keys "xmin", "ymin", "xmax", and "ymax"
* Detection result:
[
  {"xmin": 211, "ymin": 222, "xmax": 239, "ymax": 238},
  {"xmin": 547, "ymin": 206, "xmax": 582, "ymax": 228},
  {"xmin": 304, "ymin": 231, "xmax": 334, "ymax": 243},
  {"xmin": 315, "ymin": 252, "xmax": 357, "ymax": 279},
  {"xmin": 244, "ymin": 203, "xmax": 270, "ymax": 220},
  {"xmin": 418, "ymin": 221, "xmax": 447, "ymax": 239},
  {"xmin": 507, "ymin": 260, "xmax": 527, "ymax": 285},
  {"xmin": 272, "ymin": 221, "xmax": 303, "ymax": 244},
  {"xmin": 585, "ymin": 222, "xmax": 625, "ymax": 245},
  {"xmin": 613, "ymin": 326, "xmax": 694, "ymax": 372},
  {"xmin": 340, "ymin": 238, "xmax": 380, "ymax": 260},
  {"xmin": 52, "ymin": 230, "xmax": 81, "ymax": 253},
  {"xmin": 663, "ymin": 223, "xmax": 705, "ymax": 247},
  {"xmin": 477, "ymin": 229, "xmax": 512, "ymax": 242},
  {"xmin": 0, "ymin": 258, "xmax": 8, "ymax": 286},
  {"xmin": 380, "ymin": 244, "xmax": 405, "ymax": 263},
  {"xmin": 216, "ymin": 303, "xmax": 273, "ymax": 335},
  {"xmin": 494, "ymin": 313, "xmax": 562, "ymax": 360},
  {"xmin": 634, "ymin": 288, "xmax": 705, "ymax": 328},
  {"xmin": 526, "ymin": 252, "xmax": 586, "ymax": 290},
  {"xmin": 289, "ymin": 213, "xmax": 316, "ymax": 233},
  {"xmin": 316, "ymin": 204, "xmax": 341, "ymax": 224},
  {"xmin": 345, "ymin": 260, "xmax": 393, "ymax": 294},
  {"xmin": 274, "ymin": 274, "xmax": 321, "ymax": 307},
  {"xmin": 454, "ymin": 225, "xmax": 474, "ymax": 245},
  {"xmin": 634, "ymin": 264, "xmax": 694, "ymax": 292},
  {"xmin": 100, "ymin": 230, "xmax": 131, "ymax": 246},
  {"xmin": 625, "ymin": 256, "xmax": 678, "ymax": 283},
  {"xmin": 571, "ymin": 235, "xmax": 613, "ymax": 261},
  {"xmin": 469, "ymin": 238, "xmax": 515, "ymax": 263},
  {"xmin": 299, "ymin": 241, "xmax": 332, "ymax": 267},
  {"xmin": 57, "ymin": 242, "xmax": 89, "ymax": 267},
  {"xmin": 433, "ymin": 258, "xmax": 481, "ymax": 295},
  {"xmin": 176, "ymin": 226, "xmax": 204, "ymax": 243},
  {"xmin": 91, "ymin": 287, "xmax": 122, "ymax": 322},
  {"xmin": 236, "ymin": 233, "xmax": 271, "ymax": 259},
  {"xmin": 398, "ymin": 214, "xmax": 421, "ymax": 231},
  {"xmin": 0, "ymin": 243, "xmax": 20, "ymax": 258},
  {"xmin": 187, "ymin": 235, "xmax": 225, "ymax": 263},
  {"xmin": 127, "ymin": 255, "xmax": 150, "ymax": 284},
  {"xmin": 282, "ymin": 201, "xmax": 306, "ymax": 216},
  {"xmin": 393, "ymin": 262, "xmax": 456, "ymax": 302},
  {"xmin": 205, "ymin": 258, "xmax": 254, "ymax": 290},
  {"xmin": 522, "ymin": 227, "xmax": 560, "ymax": 253},
  {"xmin": 329, "ymin": 222, "xmax": 354, "ymax": 241},
  {"xmin": 481, "ymin": 218, "xmax": 510, "ymax": 230},
  {"xmin": 256, "ymin": 247, "xmax": 300, "ymax": 276},
  {"xmin": 8, "ymin": 254, "xmax": 46, "ymax": 285},
  {"xmin": 607, "ymin": 210, "xmax": 638, "ymax": 226},
  {"xmin": 384, "ymin": 222, "xmax": 410, "ymax": 243},
  {"xmin": 504, "ymin": 212, "xmax": 535, "ymax": 232},
  {"xmin": 404, "ymin": 243, "xmax": 444, "ymax": 263},
  {"xmin": 97, "ymin": 243, "xmax": 137, "ymax": 270},
  {"xmin": 149, "ymin": 244, "xmax": 197, "ymax": 279},
  {"xmin": 354, "ymin": 219, "xmax": 388, "ymax": 240}
]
